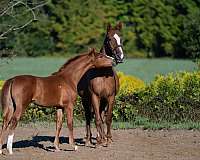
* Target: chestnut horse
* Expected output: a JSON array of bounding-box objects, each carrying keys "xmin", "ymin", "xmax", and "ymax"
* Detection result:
[
  {"xmin": 54, "ymin": 22, "xmax": 124, "ymax": 146},
  {"xmin": 79, "ymin": 22, "xmax": 124, "ymax": 145},
  {"xmin": 0, "ymin": 49, "xmax": 113, "ymax": 154}
]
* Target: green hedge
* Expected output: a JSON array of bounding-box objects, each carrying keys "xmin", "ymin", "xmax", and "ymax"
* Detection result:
[
  {"xmin": 0, "ymin": 72, "xmax": 200, "ymax": 123},
  {"xmin": 117, "ymin": 72, "xmax": 200, "ymax": 122}
]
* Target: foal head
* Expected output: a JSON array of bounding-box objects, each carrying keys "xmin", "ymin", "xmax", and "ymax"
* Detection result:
[
  {"xmin": 102, "ymin": 22, "xmax": 124, "ymax": 64},
  {"xmin": 89, "ymin": 48, "xmax": 114, "ymax": 68}
]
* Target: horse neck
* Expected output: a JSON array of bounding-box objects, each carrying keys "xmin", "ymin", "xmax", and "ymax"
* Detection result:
[{"xmin": 58, "ymin": 56, "xmax": 93, "ymax": 87}]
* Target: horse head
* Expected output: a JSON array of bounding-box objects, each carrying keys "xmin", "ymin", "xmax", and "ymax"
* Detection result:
[
  {"xmin": 101, "ymin": 22, "xmax": 124, "ymax": 64},
  {"xmin": 88, "ymin": 48, "xmax": 114, "ymax": 68}
]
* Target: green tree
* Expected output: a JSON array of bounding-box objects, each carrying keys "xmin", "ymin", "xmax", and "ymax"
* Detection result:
[{"xmin": 181, "ymin": 10, "xmax": 200, "ymax": 59}]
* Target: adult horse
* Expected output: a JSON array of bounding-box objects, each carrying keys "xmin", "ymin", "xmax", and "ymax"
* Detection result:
[
  {"xmin": 54, "ymin": 22, "xmax": 124, "ymax": 147},
  {"xmin": 0, "ymin": 49, "xmax": 113, "ymax": 154},
  {"xmin": 80, "ymin": 22, "xmax": 124, "ymax": 145}
]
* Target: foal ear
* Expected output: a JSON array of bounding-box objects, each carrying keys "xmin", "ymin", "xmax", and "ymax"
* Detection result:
[
  {"xmin": 107, "ymin": 23, "xmax": 112, "ymax": 32},
  {"xmin": 115, "ymin": 22, "xmax": 123, "ymax": 30}
]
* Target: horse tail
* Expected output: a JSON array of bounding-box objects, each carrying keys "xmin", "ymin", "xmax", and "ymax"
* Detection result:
[{"xmin": 1, "ymin": 79, "xmax": 15, "ymax": 125}]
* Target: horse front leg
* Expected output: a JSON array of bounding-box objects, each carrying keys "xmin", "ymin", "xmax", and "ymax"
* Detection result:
[
  {"xmin": 65, "ymin": 103, "xmax": 78, "ymax": 151},
  {"xmin": 54, "ymin": 108, "xmax": 63, "ymax": 151}
]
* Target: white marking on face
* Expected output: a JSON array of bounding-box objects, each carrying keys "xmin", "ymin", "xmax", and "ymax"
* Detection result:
[
  {"xmin": 7, "ymin": 133, "xmax": 14, "ymax": 154},
  {"xmin": 113, "ymin": 33, "xmax": 124, "ymax": 59}
]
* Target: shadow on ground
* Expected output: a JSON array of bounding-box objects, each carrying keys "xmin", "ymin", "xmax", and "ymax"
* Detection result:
[{"xmin": 2, "ymin": 136, "xmax": 93, "ymax": 152}]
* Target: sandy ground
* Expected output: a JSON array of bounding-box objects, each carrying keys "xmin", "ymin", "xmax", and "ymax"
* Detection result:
[{"xmin": 0, "ymin": 125, "xmax": 200, "ymax": 160}]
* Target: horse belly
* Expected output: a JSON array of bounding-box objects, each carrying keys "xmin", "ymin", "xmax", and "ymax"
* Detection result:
[{"xmin": 33, "ymin": 82, "xmax": 66, "ymax": 107}]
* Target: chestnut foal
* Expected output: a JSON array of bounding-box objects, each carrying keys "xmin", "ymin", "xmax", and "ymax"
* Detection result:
[{"xmin": 0, "ymin": 49, "xmax": 113, "ymax": 154}]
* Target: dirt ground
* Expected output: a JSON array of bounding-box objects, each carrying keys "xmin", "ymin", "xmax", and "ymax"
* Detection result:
[{"xmin": 0, "ymin": 124, "xmax": 200, "ymax": 160}]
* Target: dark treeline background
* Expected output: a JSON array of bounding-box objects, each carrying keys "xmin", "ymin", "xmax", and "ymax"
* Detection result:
[{"xmin": 0, "ymin": 0, "xmax": 200, "ymax": 58}]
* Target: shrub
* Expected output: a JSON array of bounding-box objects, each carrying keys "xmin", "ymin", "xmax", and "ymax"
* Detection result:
[
  {"xmin": 117, "ymin": 72, "xmax": 145, "ymax": 96},
  {"xmin": 113, "ymin": 72, "xmax": 145, "ymax": 121},
  {"xmin": 125, "ymin": 71, "xmax": 200, "ymax": 122},
  {"xmin": 2, "ymin": 71, "xmax": 199, "ymax": 124},
  {"xmin": 0, "ymin": 80, "xmax": 4, "ymax": 90}
]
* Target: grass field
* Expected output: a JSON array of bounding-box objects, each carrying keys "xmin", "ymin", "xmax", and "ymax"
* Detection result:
[{"xmin": 0, "ymin": 57, "xmax": 198, "ymax": 83}]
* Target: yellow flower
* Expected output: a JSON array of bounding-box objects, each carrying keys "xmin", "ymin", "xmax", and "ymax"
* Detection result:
[
  {"xmin": 0, "ymin": 80, "xmax": 4, "ymax": 90},
  {"xmin": 117, "ymin": 72, "xmax": 145, "ymax": 95}
]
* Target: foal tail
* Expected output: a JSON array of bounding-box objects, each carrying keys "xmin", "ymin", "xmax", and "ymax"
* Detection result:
[{"xmin": 1, "ymin": 79, "xmax": 14, "ymax": 126}]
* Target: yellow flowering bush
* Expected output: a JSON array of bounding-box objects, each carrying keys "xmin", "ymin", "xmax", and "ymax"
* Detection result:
[
  {"xmin": 117, "ymin": 72, "xmax": 145, "ymax": 95},
  {"xmin": 134, "ymin": 71, "xmax": 200, "ymax": 122},
  {"xmin": 0, "ymin": 80, "xmax": 4, "ymax": 90}
]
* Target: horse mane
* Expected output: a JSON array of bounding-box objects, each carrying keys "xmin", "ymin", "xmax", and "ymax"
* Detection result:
[{"xmin": 52, "ymin": 53, "xmax": 88, "ymax": 75}]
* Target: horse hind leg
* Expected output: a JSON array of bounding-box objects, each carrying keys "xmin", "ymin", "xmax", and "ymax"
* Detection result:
[
  {"xmin": 91, "ymin": 94, "xmax": 105, "ymax": 145},
  {"xmin": 0, "ymin": 106, "xmax": 14, "ymax": 154},
  {"xmin": 100, "ymin": 99, "xmax": 108, "ymax": 144},
  {"xmin": 82, "ymin": 97, "xmax": 92, "ymax": 146},
  {"xmin": 6, "ymin": 105, "xmax": 24, "ymax": 154},
  {"xmin": 106, "ymin": 96, "xmax": 115, "ymax": 144}
]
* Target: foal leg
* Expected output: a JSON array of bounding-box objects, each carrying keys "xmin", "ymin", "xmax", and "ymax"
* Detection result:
[
  {"xmin": 54, "ymin": 108, "xmax": 63, "ymax": 151},
  {"xmin": 0, "ymin": 107, "xmax": 14, "ymax": 154},
  {"xmin": 65, "ymin": 103, "xmax": 77, "ymax": 151},
  {"xmin": 106, "ymin": 96, "xmax": 115, "ymax": 144},
  {"xmin": 6, "ymin": 108, "xmax": 23, "ymax": 154}
]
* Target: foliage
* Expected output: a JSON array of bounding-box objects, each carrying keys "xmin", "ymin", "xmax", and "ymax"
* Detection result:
[
  {"xmin": 181, "ymin": 10, "xmax": 200, "ymax": 60},
  {"xmin": 117, "ymin": 71, "xmax": 145, "ymax": 95},
  {"xmin": 1, "ymin": 0, "xmax": 200, "ymax": 58},
  {"xmin": 124, "ymin": 71, "xmax": 200, "ymax": 122},
  {"xmin": 0, "ymin": 80, "xmax": 4, "ymax": 90},
  {"xmin": 0, "ymin": 71, "xmax": 200, "ymax": 124}
]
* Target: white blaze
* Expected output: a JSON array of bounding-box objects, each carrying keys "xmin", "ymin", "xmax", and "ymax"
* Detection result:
[
  {"xmin": 113, "ymin": 33, "xmax": 124, "ymax": 59},
  {"xmin": 7, "ymin": 133, "xmax": 14, "ymax": 154}
]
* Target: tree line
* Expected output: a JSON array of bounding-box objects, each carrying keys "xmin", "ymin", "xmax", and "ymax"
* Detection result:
[{"xmin": 0, "ymin": 0, "xmax": 200, "ymax": 58}]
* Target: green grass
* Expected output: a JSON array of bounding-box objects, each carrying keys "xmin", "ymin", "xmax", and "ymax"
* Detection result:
[
  {"xmin": 17, "ymin": 119, "xmax": 200, "ymax": 130},
  {"xmin": 112, "ymin": 117, "xmax": 200, "ymax": 130},
  {"xmin": 0, "ymin": 57, "xmax": 198, "ymax": 83}
]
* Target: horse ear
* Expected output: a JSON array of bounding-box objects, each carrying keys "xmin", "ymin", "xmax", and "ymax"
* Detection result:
[
  {"xmin": 115, "ymin": 22, "xmax": 123, "ymax": 30},
  {"xmin": 107, "ymin": 23, "xmax": 112, "ymax": 32}
]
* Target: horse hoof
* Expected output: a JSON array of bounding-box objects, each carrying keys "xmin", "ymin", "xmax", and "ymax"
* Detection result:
[
  {"xmin": 55, "ymin": 148, "xmax": 61, "ymax": 152},
  {"xmin": 102, "ymin": 140, "xmax": 108, "ymax": 147},
  {"xmin": 85, "ymin": 139, "xmax": 92, "ymax": 147},
  {"xmin": 107, "ymin": 138, "xmax": 113, "ymax": 144}
]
